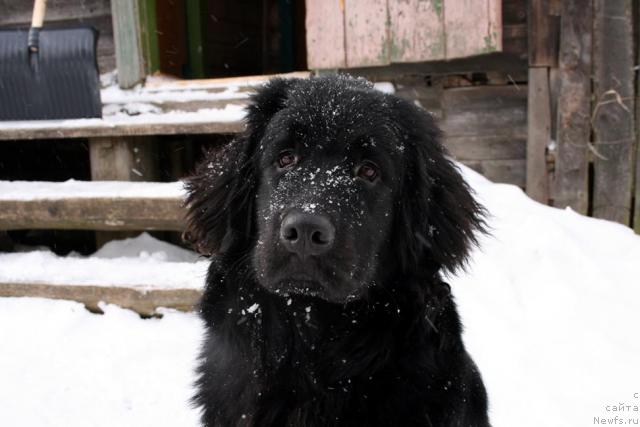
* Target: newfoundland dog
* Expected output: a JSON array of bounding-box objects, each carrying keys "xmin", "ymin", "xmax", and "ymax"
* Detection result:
[{"xmin": 185, "ymin": 75, "xmax": 490, "ymax": 426}]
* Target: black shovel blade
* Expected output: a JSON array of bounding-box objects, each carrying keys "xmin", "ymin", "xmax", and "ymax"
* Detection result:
[{"xmin": 0, "ymin": 26, "xmax": 102, "ymax": 121}]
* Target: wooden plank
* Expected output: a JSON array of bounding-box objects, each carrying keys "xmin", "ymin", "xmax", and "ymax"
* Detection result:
[
  {"xmin": 143, "ymin": 71, "xmax": 311, "ymax": 89},
  {"xmin": 0, "ymin": 119, "xmax": 244, "ymax": 141},
  {"xmin": 444, "ymin": 0, "xmax": 502, "ymax": 59},
  {"xmin": 636, "ymin": 2, "xmax": 640, "ymax": 233},
  {"xmin": 89, "ymin": 136, "xmax": 160, "ymax": 246},
  {"xmin": 445, "ymin": 135, "xmax": 526, "ymax": 161},
  {"xmin": 528, "ymin": 0, "xmax": 560, "ymax": 67},
  {"xmin": 526, "ymin": 67, "xmax": 551, "ymax": 203},
  {"xmin": 0, "ymin": 198, "xmax": 183, "ymax": 231},
  {"xmin": 592, "ymin": 0, "xmax": 635, "ymax": 225},
  {"xmin": 345, "ymin": 52, "xmax": 527, "ymax": 78},
  {"xmin": 0, "ymin": 0, "xmax": 111, "ymax": 25},
  {"xmin": 89, "ymin": 137, "xmax": 159, "ymax": 181},
  {"xmin": 138, "ymin": 0, "xmax": 160, "ymax": 75},
  {"xmin": 462, "ymin": 159, "xmax": 526, "ymax": 187},
  {"xmin": 305, "ymin": 0, "xmax": 346, "ymax": 69},
  {"xmin": 111, "ymin": 0, "xmax": 145, "ymax": 88},
  {"xmin": 441, "ymin": 86, "xmax": 527, "ymax": 136},
  {"xmin": 0, "ymin": 282, "xmax": 200, "ymax": 317},
  {"xmin": 553, "ymin": 0, "xmax": 592, "ymax": 214},
  {"xmin": 388, "ymin": 0, "xmax": 445, "ymax": 62},
  {"xmin": 344, "ymin": 0, "xmax": 389, "ymax": 67},
  {"xmin": 185, "ymin": 0, "xmax": 205, "ymax": 78}
]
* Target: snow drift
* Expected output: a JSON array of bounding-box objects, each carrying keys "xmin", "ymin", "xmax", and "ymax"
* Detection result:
[{"xmin": 1, "ymin": 164, "xmax": 639, "ymax": 426}]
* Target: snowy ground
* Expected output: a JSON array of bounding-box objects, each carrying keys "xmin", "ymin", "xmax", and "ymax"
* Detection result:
[
  {"xmin": 0, "ymin": 233, "xmax": 207, "ymax": 290},
  {"xmin": 1, "ymin": 165, "xmax": 640, "ymax": 426}
]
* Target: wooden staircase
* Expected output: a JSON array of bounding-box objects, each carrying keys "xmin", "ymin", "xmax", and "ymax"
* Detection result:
[{"xmin": 0, "ymin": 74, "xmax": 311, "ymax": 315}]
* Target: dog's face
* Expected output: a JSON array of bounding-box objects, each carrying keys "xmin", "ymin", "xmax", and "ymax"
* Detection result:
[
  {"xmin": 185, "ymin": 76, "xmax": 484, "ymax": 304},
  {"xmin": 252, "ymin": 85, "xmax": 407, "ymax": 302}
]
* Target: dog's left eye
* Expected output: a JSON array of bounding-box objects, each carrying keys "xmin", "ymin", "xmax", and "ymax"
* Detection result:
[
  {"xmin": 278, "ymin": 149, "xmax": 298, "ymax": 168},
  {"xmin": 356, "ymin": 161, "xmax": 380, "ymax": 182}
]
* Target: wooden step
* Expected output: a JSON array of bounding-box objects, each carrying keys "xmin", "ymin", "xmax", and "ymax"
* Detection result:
[
  {"xmin": 0, "ymin": 282, "xmax": 201, "ymax": 317},
  {"xmin": 0, "ymin": 180, "xmax": 185, "ymax": 231},
  {"xmin": 0, "ymin": 72, "xmax": 310, "ymax": 140},
  {"xmin": 0, "ymin": 234, "xmax": 207, "ymax": 316}
]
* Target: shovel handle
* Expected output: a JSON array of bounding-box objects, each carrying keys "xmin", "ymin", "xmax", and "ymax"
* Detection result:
[
  {"xmin": 31, "ymin": 0, "xmax": 47, "ymax": 28},
  {"xmin": 28, "ymin": 0, "xmax": 47, "ymax": 52}
]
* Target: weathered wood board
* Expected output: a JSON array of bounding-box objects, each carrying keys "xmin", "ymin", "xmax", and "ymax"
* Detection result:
[
  {"xmin": 344, "ymin": 0, "xmax": 389, "ymax": 67},
  {"xmin": 441, "ymin": 86, "xmax": 527, "ymax": 137},
  {"xmin": 636, "ymin": 3, "xmax": 640, "ymax": 234},
  {"xmin": 463, "ymin": 159, "xmax": 526, "ymax": 188},
  {"xmin": 528, "ymin": 0, "xmax": 560, "ymax": 67},
  {"xmin": 89, "ymin": 136, "xmax": 161, "ymax": 246},
  {"xmin": 0, "ymin": 197, "xmax": 184, "ymax": 231},
  {"xmin": 0, "ymin": 0, "xmax": 111, "ymax": 24},
  {"xmin": 553, "ymin": 0, "xmax": 592, "ymax": 214},
  {"xmin": 388, "ymin": 0, "xmax": 445, "ymax": 62},
  {"xmin": 440, "ymin": 85, "xmax": 527, "ymax": 187},
  {"xmin": 305, "ymin": 0, "xmax": 346, "ymax": 68},
  {"xmin": 306, "ymin": 0, "xmax": 503, "ymax": 69},
  {"xmin": 110, "ymin": 0, "xmax": 144, "ymax": 88},
  {"xmin": 0, "ymin": 119, "xmax": 244, "ymax": 141},
  {"xmin": 89, "ymin": 136, "xmax": 159, "ymax": 181},
  {"xmin": 0, "ymin": 282, "xmax": 200, "ymax": 317},
  {"xmin": 526, "ymin": 67, "xmax": 551, "ymax": 203},
  {"xmin": 592, "ymin": 0, "xmax": 635, "ymax": 225},
  {"xmin": 444, "ymin": 0, "xmax": 502, "ymax": 59}
]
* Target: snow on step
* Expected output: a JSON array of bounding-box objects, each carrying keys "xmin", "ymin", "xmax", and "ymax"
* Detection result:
[
  {"xmin": 0, "ymin": 233, "xmax": 207, "ymax": 315},
  {"xmin": 0, "ymin": 180, "xmax": 186, "ymax": 201}
]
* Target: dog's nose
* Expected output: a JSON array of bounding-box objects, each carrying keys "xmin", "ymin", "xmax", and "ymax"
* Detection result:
[{"xmin": 280, "ymin": 210, "xmax": 335, "ymax": 257}]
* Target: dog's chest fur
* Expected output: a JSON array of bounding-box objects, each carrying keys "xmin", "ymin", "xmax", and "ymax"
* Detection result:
[{"xmin": 195, "ymin": 264, "xmax": 487, "ymax": 427}]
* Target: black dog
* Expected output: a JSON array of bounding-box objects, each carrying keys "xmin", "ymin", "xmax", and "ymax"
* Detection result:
[{"xmin": 185, "ymin": 75, "xmax": 490, "ymax": 426}]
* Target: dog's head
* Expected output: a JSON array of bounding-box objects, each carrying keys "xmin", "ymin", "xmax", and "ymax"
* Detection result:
[{"xmin": 185, "ymin": 76, "xmax": 484, "ymax": 303}]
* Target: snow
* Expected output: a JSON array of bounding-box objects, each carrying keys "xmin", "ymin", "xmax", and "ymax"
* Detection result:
[
  {"xmin": 0, "ymin": 233, "xmax": 207, "ymax": 290},
  {"xmin": 451, "ymin": 166, "xmax": 640, "ymax": 426},
  {"xmin": 0, "ymin": 298, "xmax": 202, "ymax": 427},
  {"xmin": 101, "ymin": 83, "xmax": 250, "ymax": 105},
  {"xmin": 0, "ymin": 104, "xmax": 247, "ymax": 131},
  {"xmin": 0, "ymin": 74, "xmax": 393, "ymax": 134},
  {"xmin": 0, "ymin": 180, "xmax": 185, "ymax": 201},
  {"xmin": 1, "ymin": 164, "xmax": 640, "ymax": 426}
]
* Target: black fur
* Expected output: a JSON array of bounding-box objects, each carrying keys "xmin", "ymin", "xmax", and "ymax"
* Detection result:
[{"xmin": 185, "ymin": 75, "xmax": 490, "ymax": 426}]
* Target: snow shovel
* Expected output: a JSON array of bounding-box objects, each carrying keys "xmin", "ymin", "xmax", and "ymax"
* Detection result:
[{"xmin": 0, "ymin": 0, "xmax": 102, "ymax": 120}]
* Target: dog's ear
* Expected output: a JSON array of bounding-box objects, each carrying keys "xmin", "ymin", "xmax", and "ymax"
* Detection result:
[
  {"xmin": 393, "ymin": 100, "xmax": 486, "ymax": 274},
  {"xmin": 183, "ymin": 78, "xmax": 297, "ymax": 255}
]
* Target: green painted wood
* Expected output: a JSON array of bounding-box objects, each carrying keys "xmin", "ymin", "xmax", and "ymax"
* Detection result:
[
  {"xmin": 111, "ymin": 0, "xmax": 145, "ymax": 88},
  {"xmin": 139, "ymin": 0, "xmax": 160, "ymax": 74},
  {"xmin": 185, "ymin": 0, "xmax": 205, "ymax": 78}
]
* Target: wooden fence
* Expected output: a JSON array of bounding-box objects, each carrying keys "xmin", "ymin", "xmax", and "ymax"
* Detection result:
[{"xmin": 526, "ymin": 0, "xmax": 639, "ymax": 232}]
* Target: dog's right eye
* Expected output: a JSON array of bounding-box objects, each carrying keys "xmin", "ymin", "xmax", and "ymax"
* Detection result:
[{"xmin": 278, "ymin": 150, "xmax": 298, "ymax": 168}]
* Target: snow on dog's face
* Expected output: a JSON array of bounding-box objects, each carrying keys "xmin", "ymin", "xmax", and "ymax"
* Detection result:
[
  {"xmin": 185, "ymin": 75, "xmax": 485, "ymax": 303},
  {"xmin": 251, "ymin": 81, "xmax": 405, "ymax": 302}
]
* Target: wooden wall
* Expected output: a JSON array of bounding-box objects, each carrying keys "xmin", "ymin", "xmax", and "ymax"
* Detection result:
[
  {"xmin": 306, "ymin": 0, "xmax": 503, "ymax": 69},
  {"xmin": 526, "ymin": 0, "xmax": 638, "ymax": 231},
  {"xmin": 393, "ymin": 76, "xmax": 526, "ymax": 188},
  {"xmin": 0, "ymin": 0, "xmax": 116, "ymax": 74}
]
